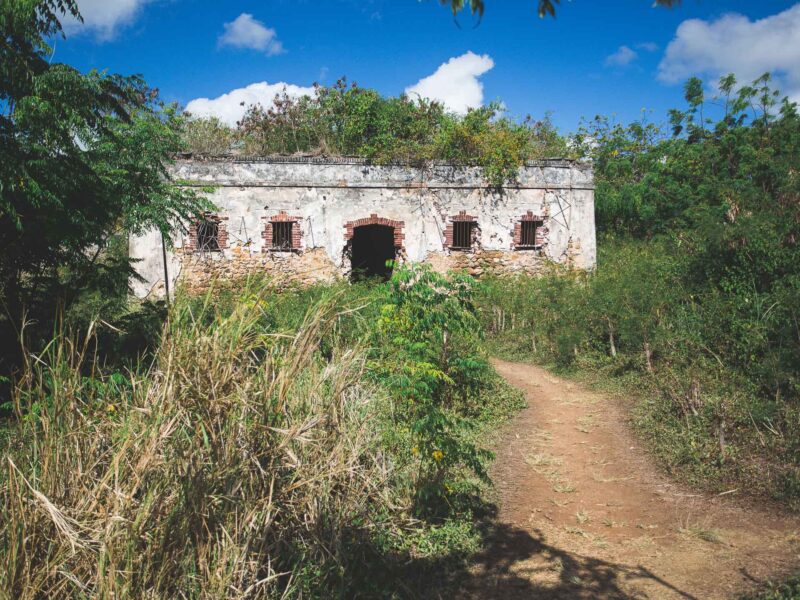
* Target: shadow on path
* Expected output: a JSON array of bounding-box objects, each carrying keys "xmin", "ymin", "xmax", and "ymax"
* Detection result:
[{"xmin": 456, "ymin": 519, "xmax": 697, "ymax": 600}]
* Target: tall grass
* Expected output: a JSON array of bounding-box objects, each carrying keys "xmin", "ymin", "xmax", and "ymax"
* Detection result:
[
  {"xmin": 1, "ymin": 270, "xmax": 525, "ymax": 598},
  {"xmin": 1, "ymin": 283, "xmax": 395, "ymax": 598}
]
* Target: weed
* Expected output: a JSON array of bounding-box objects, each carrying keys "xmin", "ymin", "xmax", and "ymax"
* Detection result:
[
  {"xmin": 565, "ymin": 527, "xmax": 589, "ymax": 538},
  {"xmin": 525, "ymin": 452, "xmax": 562, "ymax": 471},
  {"xmin": 602, "ymin": 518, "xmax": 625, "ymax": 528},
  {"xmin": 679, "ymin": 526, "xmax": 722, "ymax": 544},
  {"xmin": 549, "ymin": 498, "xmax": 571, "ymax": 508},
  {"xmin": 553, "ymin": 482, "xmax": 577, "ymax": 494}
]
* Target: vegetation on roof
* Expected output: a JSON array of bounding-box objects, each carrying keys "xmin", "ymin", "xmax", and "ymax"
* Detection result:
[{"xmin": 181, "ymin": 79, "xmax": 571, "ymax": 187}]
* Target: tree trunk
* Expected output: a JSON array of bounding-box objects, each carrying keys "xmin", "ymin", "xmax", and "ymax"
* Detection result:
[
  {"xmin": 718, "ymin": 415, "xmax": 727, "ymax": 460},
  {"xmin": 606, "ymin": 318, "xmax": 617, "ymax": 358},
  {"xmin": 644, "ymin": 341, "xmax": 653, "ymax": 373}
]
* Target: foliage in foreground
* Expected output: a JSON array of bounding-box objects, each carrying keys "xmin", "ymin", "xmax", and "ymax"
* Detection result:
[
  {"xmin": 741, "ymin": 574, "xmax": 800, "ymax": 600},
  {"xmin": 440, "ymin": 0, "xmax": 680, "ymax": 20},
  {"xmin": 0, "ymin": 265, "xmax": 523, "ymax": 598},
  {"xmin": 0, "ymin": 0, "xmax": 209, "ymax": 390}
]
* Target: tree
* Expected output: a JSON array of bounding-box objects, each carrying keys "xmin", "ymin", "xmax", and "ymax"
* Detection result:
[
  {"xmin": 441, "ymin": 0, "xmax": 681, "ymax": 19},
  {"xmin": 0, "ymin": 1, "xmax": 209, "ymax": 374}
]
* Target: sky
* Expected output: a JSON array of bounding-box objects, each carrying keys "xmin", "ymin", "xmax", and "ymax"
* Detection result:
[{"xmin": 54, "ymin": 0, "xmax": 800, "ymax": 132}]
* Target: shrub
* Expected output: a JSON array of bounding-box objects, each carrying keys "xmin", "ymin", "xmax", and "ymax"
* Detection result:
[
  {"xmin": 184, "ymin": 80, "xmax": 573, "ymax": 187},
  {"xmin": 1, "ymin": 268, "xmax": 524, "ymax": 598},
  {"xmin": 370, "ymin": 265, "xmax": 494, "ymax": 514}
]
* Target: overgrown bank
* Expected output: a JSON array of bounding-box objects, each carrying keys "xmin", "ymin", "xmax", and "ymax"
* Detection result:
[
  {"xmin": 476, "ymin": 75, "xmax": 800, "ymax": 508},
  {"xmin": 0, "ymin": 266, "xmax": 523, "ymax": 599}
]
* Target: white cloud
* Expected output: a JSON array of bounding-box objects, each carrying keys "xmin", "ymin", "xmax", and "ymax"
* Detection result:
[
  {"xmin": 218, "ymin": 13, "xmax": 285, "ymax": 56},
  {"xmin": 658, "ymin": 4, "xmax": 800, "ymax": 100},
  {"xmin": 604, "ymin": 45, "xmax": 638, "ymax": 68},
  {"xmin": 637, "ymin": 42, "xmax": 659, "ymax": 53},
  {"xmin": 404, "ymin": 51, "xmax": 494, "ymax": 114},
  {"xmin": 63, "ymin": 0, "xmax": 151, "ymax": 40},
  {"xmin": 185, "ymin": 82, "xmax": 315, "ymax": 126}
]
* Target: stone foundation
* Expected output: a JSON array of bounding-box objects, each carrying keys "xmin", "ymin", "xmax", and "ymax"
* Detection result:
[
  {"xmin": 178, "ymin": 247, "xmax": 339, "ymax": 294},
  {"xmin": 427, "ymin": 249, "xmax": 549, "ymax": 278}
]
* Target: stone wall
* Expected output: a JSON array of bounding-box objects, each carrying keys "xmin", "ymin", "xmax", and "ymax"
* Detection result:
[
  {"xmin": 179, "ymin": 248, "xmax": 339, "ymax": 294},
  {"xmin": 129, "ymin": 157, "xmax": 595, "ymax": 298}
]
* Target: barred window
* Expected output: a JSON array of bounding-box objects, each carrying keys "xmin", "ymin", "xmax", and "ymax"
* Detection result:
[
  {"xmin": 272, "ymin": 221, "xmax": 293, "ymax": 250},
  {"xmin": 451, "ymin": 221, "xmax": 475, "ymax": 250},
  {"xmin": 519, "ymin": 220, "xmax": 541, "ymax": 247},
  {"xmin": 197, "ymin": 219, "xmax": 220, "ymax": 252}
]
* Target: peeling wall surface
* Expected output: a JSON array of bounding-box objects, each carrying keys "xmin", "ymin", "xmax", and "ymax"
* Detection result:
[{"xmin": 129, "ymin": 157, "xmax": 595, "ymax": 298}]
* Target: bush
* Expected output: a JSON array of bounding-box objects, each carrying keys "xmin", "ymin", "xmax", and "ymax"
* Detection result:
[
  {"xmin": 0, "ymin": 267, "xmax": 523, "ymax": 598},
  {"xmin": 475, "ymin": 237, "xmax": 800, "ymax": 505},
  {"xmin": 182, "ymin": 80, "xmax": 571, "ymax": 187}
]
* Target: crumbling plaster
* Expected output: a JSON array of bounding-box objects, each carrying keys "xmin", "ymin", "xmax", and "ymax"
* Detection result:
[{"xmin": 129, "ymin": 157, "xmax": 595, "ymax": 298}]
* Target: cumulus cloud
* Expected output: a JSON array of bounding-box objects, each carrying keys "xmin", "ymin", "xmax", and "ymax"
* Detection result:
[
  {"xmin": 404, "ymin": 51, "xmax": 494, "ymax": 114},
  {"xmin": 604, "ymin": 45, "xmax": 638, "ymax": 68},
  {"xmin": 658, "ymin": 4, "xmax": 800, "ymax": 100},
  {"xmin": 637, "ymin": 42, "xmax": 659, "ymax": 53},
  {"xmin": 185, "ymin": 82, "xmax": 315, "ymax": 126},
  {"xmin": 218, "ymin": 13, "xmax": 284, "ymax": 56},
  {"xmin": 62, "ymin": 0, "xmax": 151, "ymax": 40}
]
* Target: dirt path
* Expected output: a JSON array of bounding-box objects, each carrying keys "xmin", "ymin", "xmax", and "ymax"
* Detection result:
[{"xmin": 461, "ymin": 359, "xmax": 800, "ymax": 599}]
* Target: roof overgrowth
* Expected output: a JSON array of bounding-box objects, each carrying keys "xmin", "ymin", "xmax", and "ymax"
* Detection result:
[{"xmin": 181, "ymin": 80, "xmax": 574, "ymax": 187}]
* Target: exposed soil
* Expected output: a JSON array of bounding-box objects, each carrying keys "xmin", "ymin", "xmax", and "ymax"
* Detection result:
[{"xmin": 461, "ymin": 359, "xmax": 800, "ymax": 599}]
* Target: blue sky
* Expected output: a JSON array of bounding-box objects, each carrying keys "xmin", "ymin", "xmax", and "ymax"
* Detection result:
[{"xmin": 56, "ymin": 0, "xmax": 800, "ymax": 132}]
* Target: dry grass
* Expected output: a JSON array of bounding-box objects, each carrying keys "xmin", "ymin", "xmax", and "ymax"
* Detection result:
[
  {"xmin": 549, "ymin": 498, "xmax": 571, "ymax": 508},
  {"xmin": 525, "ymin": 452, "xmax": 562, "ymax": 471},
  {"xmin": 679, "ymin": 525, "xmax": 723, "ymax": 544},
  {"xmin": 575, "ymin": 415, "xmax": 595, "ymax": 434},
  {"xmin": 602, "ymin": 518, "xmax": 625, "ymax": 528},
  {"xmin": 553, "ymin": 482, "xmax": 577, "ymax": 494},
  {"xmin": 564, "ymin": 526, "xmax": 589, "ymax": 538},
  {"xmin": 0, "ymin": 289, "xmax": 394, "ymax": 599}
]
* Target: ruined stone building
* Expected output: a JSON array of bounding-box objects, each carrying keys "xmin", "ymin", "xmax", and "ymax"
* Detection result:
[{"xmin": 130, "ymin": 157, "xmax": 595, "ymax": 297}]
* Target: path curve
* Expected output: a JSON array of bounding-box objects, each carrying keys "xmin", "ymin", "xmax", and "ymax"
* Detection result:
[{"xmin": 461, "ymin": 359, "xmax": 800, "ymax": 599}]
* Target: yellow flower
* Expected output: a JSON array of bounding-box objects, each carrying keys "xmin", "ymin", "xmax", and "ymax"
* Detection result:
[
  {"xmin": 106, "ymin": 404, "xmax": 116, "ymax": 414},
  {"xmin": 411, "ymin": 447, "xmax": 419, "ymax": 456},
  {"xmin": 432, "ymin": 450, "xmax": 443, "ymax": 462}
]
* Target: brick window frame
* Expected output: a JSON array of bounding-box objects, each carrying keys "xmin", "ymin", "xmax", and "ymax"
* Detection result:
[
  {"xmin": 185, "ymin": 213, "xmax": 228, "ymax": 253},
  {"xmin": 513, "ymin": 211, "xmax": 547, "ymax": 250},
  {"xmin": 343, "ymin": 214, "xmax": 405, "ymax": 249},
  {"xmin": 444, "ymin": 211, "xmax": 478, "ymax": 251},
  {"xmin": 262, "ymin": 211, "xmax": 302, "ymax": 252}
]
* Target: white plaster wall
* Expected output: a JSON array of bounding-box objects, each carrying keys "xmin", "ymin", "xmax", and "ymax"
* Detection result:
[
  {"xmin": 130, "ymin": 158, "xmax": 595, "ymax": 298},
  {"xmin": 129, "ymin": 228, "xmax": 183, "ymax": 299}
]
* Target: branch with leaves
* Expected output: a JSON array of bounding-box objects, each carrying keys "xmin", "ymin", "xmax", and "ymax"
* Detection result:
[{"xmin": 441, "ymin": 0, "xmax": 681, "ymax": 19}]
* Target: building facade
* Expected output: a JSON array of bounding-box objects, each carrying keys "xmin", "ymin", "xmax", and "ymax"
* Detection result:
[{"xmin": 129, "ymin": 157, "xmax": 595, "ymax": 297}]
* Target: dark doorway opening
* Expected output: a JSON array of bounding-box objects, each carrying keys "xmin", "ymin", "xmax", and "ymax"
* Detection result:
[{"xmin": 350, "ymin": 225, "xmax": 396, "ymax": 282}]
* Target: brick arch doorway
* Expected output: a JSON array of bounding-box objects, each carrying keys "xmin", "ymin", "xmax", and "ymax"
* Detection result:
[{"xmin": 344, "ymin": 214, "xmax": 404, "ymax": 282}]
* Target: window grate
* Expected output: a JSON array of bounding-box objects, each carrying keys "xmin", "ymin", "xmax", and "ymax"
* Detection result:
[
  {"xmin": 519, "ymin": 221, "xmax": 540, "ymax": 247},
  {"xmin": 451, "ymin": 221, "xmax": 474, "ymax": 250},
  {"xmin": 271, "ymin": 221, "xmax": 293, "ymax": 250},
  {"xmin": 197, "ymin": 219, "xmax": 220, "ymax": 252}
]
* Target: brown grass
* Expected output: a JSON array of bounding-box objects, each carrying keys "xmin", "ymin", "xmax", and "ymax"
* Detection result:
[{"xmin": 0, "ymin": 289, "xmax": 394, "ymax": 598}]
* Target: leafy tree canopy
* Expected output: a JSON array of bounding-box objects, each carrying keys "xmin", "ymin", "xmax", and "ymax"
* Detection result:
[
  {"xmin": 0, "ymin": 0, "xmax": 209, "ymax": 376},
  {"xmin": 184, "ymin": 79, "xmax": 570, "ymax": 187},
  {"xmin": 440, "ymin": 0, "xmax": 681, "ymax": 19},
  {"xmin": 1, "ymin": 1, "xmax": 208, "ymax": 290}
]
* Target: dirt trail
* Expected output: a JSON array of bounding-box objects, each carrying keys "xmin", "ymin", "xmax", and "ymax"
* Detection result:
[{"xmin": 461, "ymin": 359, "xmax": 800, "ymax": 599}]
